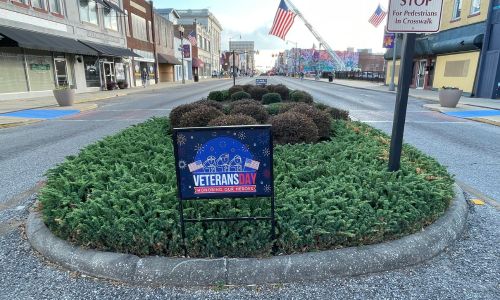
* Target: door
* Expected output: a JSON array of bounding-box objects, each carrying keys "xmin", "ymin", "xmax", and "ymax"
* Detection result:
[
  {"xmin": 54, "ymin": 58, "xmax": 68, "ymax": 87},
  {"xmin": 416, "ymin": 60, "xmax": 426, "ymax": 89},
  {"xmin": 102, "ymin": 62, "xmax": 115, "ymax": 87}
]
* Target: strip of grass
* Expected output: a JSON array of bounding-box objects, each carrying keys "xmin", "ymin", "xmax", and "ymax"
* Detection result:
[{"xmin": 39, "ymin": 118, "xmax": 454, "ymax": 258}]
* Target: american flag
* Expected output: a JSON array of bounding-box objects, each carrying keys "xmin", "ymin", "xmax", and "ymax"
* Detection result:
[
  {"xmin": 269, "ymin": 0, "xmax": 296, "ymax": 40},
  {"xmin": 188, "ymin": 160, "xmax": 203, "ymax": 172},
  {"xmin": 187, "ymin": 31, "xmax": 197, "ymax": 46},
  {"xmin": 244, "ymin": 158, "xmax": 260, "ymax": 171},
  {"xmin": 368, "ymin": 5, "xmax": 387, "ymax": 28}
]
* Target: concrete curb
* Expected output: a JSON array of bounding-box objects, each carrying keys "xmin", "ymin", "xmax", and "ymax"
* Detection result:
[{"xmin": 27, "ymin": 184, "xmax": 467, "ymax": 286}]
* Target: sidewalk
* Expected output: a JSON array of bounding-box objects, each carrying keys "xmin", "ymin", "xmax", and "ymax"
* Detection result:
[
  {"xmin": 0, "ymin": 78, "xmax": 226, "ymax": 128},
  {"xmin": 301, "ymin": 77, "xmax": 500, "ymax": 126}
]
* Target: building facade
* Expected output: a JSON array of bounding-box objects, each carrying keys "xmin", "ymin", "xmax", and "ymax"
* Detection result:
[
  {"xmin": 123, "ymin": 0, "xmax": 155, "ymax": 87},
  {"xmin": 229, "ymin": 40, "xmax": 255, "ymax": 76},
  {"xmin": 154, "ymin": 9, "xmax": 180, "ymax": 82},
  {"xmin": 176, "ymin": 9, "xmax": 222, "ymax": 78},
  {"xmin": 0, "ymin": 0, "xmax": 136, "ymax": 100},
  {"xmin": 384, "ymin": 0, "xmax": 496, "ymax": 97}
]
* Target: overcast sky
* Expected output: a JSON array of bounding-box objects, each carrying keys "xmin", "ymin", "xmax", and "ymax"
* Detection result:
[{"xmin": 155, "ymin": 0, "xmax": 389, "ymax": 70}]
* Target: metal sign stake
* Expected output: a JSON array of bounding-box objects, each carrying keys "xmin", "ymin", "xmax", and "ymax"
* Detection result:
[{"xmin": 388, "ymin": 33, "xmax": 416, "ymax": 172}]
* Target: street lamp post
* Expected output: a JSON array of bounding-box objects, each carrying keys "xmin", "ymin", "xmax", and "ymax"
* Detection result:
[
  {"xmin": 179, "ymin": 26, "xmax": 185, "ymax": 84},
  {"xmin": 232, "ymin": 50, "xmax": 236, "ymax": 86}
]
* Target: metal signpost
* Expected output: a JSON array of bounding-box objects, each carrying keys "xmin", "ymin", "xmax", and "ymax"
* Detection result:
[
  {"xmin": 172, "ymin": 125, "xmax": 275, "ymax": 255},
  {"xmin": 386, "ymin": 0, "xmax": 443, "ymax": 171}
]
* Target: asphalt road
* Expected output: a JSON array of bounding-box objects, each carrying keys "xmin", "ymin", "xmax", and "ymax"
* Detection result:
[{"xmin": 0, "ymin": 77, "xmax": 498, "ymax": 299}]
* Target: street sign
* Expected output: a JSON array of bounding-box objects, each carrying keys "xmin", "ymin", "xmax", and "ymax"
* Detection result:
[
  {"xmin": 256, "ymin": 78, "xmax": 268, "ymax": 86},
  {"xmin": 387, "ymin": 0, "xmax": 444, "ymax": 33},
  {"xmin": 172, "ymin": 125, "xmax": 276, "ymax": 255}
]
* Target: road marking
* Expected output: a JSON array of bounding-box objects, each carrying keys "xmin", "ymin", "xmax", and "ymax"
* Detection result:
[
  {"xmin": 456, "ymin": 180, "xmax": 500, "ymax": 210},
  {"xmin": 470, "ymin": 199, "xmax": 485, "ymax": 205}
]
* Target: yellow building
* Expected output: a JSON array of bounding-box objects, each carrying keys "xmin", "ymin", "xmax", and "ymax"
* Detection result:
[{"xmin": 385, "ymin": 0, "xmax": 491, "ymax": 95}]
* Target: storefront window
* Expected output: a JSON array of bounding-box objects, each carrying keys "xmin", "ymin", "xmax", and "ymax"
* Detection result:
[
  {"xmin": 26, "ymin": 52, "xmax": 55, "ymax": 91},
  {"xmin": 133, "ymin": 61, "xmax": 141, "ymax": 80},
  {"xmin": 452, "ymin": 0, "xmax": 462, "ymax": 19},
  {"xmin": 79, "ymin": 0, "xmax": 98, "ymax": 25},
  {"xmin": 31, "ymin": 0, "xmax": 45, "ymax": 9},
  {"xmin": 470, "ymin": 0, "xmax": 480, "ymax": 15},
  {"xmin": 83, "ymin": 56, "xmax": 100, "ymax": 87},
  {"xmin": 48, "ymin": 0, "xmax": 62, "ymax": 14},
  {"xmin": 104, "ymin": 7, "xmax": 118, "ymax": 31},
  {"xmin": 0, "ymin": 49, "xmax": 28, "ymax": 93}
]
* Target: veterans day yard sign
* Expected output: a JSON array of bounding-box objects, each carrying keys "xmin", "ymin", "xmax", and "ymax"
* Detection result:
[
  {"xmin": 387, "ymin": 0, "xmax": 444, "ymax": 33},
  {"xmin": 173, "ymin": 125, "xmax": 276, "ymax": 254}
]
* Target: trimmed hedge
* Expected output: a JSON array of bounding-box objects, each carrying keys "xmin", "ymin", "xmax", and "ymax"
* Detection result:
[
  {"xmin": 289, "ymin": 104, "xmax": 332, "ymax": 139},
  {"xmin": 271, "ymin": 112, "xmax": 319, "ymax": 144},
  {"xmin": 178, "ymin": 105, "xmax": 224, "ymax": 127},
  {"xmin": 262, "ymin": 93, "xmax": 282, "ymax": 105},
  {"xmin": 208, "ymin": 114, "xmax": 258, "ymax": 126},
  {"xmin": 290, "ymin": 90, "xmax": 313, "ymax": 104},
  {"xmin": 40, "ymin": 117, "xmax": 454, "ymax": 258},
  {"xmin": 231, "ymin": 91, "xmax": 252, "ymax": 101},
  {"xmin": 248, "ymin": 86, "xmax": 269, "ymax": 101},
  {"xmin": 169, "ymin": 103, "xmax": 197, "ymax": 128},
  {"xmin": 228, "ymin": 85, "xmax": 244, "ymax": 96},
  {"xmin": 207, "ymin": 91, "xmax": 225, "ymax": 102},
  {"xmin": 194, "ymin": 99, "xmax": 224, "ymax": 110},
  {"xmin": 228, "ymin": 99, "xmax": 261, "ymax": 111},
  {"xmin": 230, "ymin": 103, "xmax": 270, "ymax": 124}
]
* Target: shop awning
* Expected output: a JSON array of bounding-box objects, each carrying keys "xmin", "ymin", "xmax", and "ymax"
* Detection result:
[
  {"xmin": 79, "ymin": 40, "xmax": 141, "ymax": 57},
  {"xmin": 0, "ymin": 25, "xmax": 98, "ymax": 55},
  {"xmin": 192, "ymin": 58, "xmax": 204, "ymax": 68},
  {"xmin": 103, "ymin": 0, "xmax": 126, "ymax": 15},
  {"xmin": 158, "ymin": 54, "xmax": 181, "ymax": 64}
]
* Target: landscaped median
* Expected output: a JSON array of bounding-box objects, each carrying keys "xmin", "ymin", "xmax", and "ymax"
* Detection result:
[{"xmin": 28, "ymin": 84, "xmax": 468, "ymax": 285}]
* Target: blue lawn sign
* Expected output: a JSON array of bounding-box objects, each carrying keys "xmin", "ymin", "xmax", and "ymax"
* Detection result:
[
  {"xmin": 256, "ymin": 78, "xmax": 268, "ymax": 86},
  {"xmin": 172, "ymin": 125, "xmax": 276, "ymax": 255},
  {"xmin": 173, "ymin": 125, "xmax": 273, "ymax": 200}
]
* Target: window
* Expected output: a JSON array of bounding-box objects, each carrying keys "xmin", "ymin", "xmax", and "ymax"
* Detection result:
[
  {"xmin": 31, "ymin": 0, "xmax": 45, "ymax": 9},
  {"xmin": 48, "ymin": 0, "xmax": 61, "ymax": 14},
  {"xmin": 148, "ymin": 21, "xmax": 152, "ymax": 42},
  {"xmin": 79, "ymin": 0, "xmax": 98, "ymax": 25},
  {"xmin": 103, "ymin": 7, "xmax": 118, "ymax": 31},
  {"xmin": 131, "ymin": 13, "xmax": 147, "ymax": 41},
  {"xmin": 470, "ymin": 0, "xmax": 480, "ymax": 15},
  {"xmin": 124, "ymin": 9, "xmax": 130, "ymax": 36},
  {"xmin": 83, "ymin": 56, "xmax": 100, "ymax": 87},
  {"xmin": 452, "ymin": 0, "xmax": 462, "ymax": 20}
]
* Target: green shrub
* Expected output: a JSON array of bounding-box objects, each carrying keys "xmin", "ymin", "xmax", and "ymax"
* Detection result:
[
  {"xmin": 221, "ymin": 90, "xmax": 231, "ymax": 101},
  {"xmin": 262, "ymin": 93, "xmax": 282, "ymax": 105},
  {"xmin": 228, "ymin": 99, "xmax": 261, "ymax": 110},
  {"xmin": 231, "ymin": 91, "xmax": 252, "ymax": 101},
  {"xmin": 271, "ymin": 112, "xmax": 319, "ymax": 144},
  {"xmin": 194, "ymin": 99, "xmax": 224, "ymax": 110},
  {"xmin": 169, "ymin": 103, "xmax": 198, "ymax": 128},
  {"xmin": 178, "ymin": 105, "xmax": 224, "ymax": 127},
  {"xmin": 323, "ymin": 107, "xmax": 350, "ymax": 120},
  {"xmin": 266, "ymin": 103, "xmax": 283, "ymax": 116},
  {"xmin": 242, "ymin": 84, "xmax": 254, "ymax": 92},
  {"xmin": 290, "ymin": 90, "xmax": 313, "ymax": 104},
  {"xmin": 40, "ymin": 117, "xmax": 454, "ymax": 258},
  {"xmin": 228, "ymin": 85, "xmax": 244, "ymax": 96},
  {"xmin": 208, "ymin": 114, "xmax": 258, "ymax": 126},
  {"xmin": 230, "ymin": 103, "xmax": 270, "ymax": 123},
  {"xmin": 289, "ymin": 105, "xmax": 332, "ymax": 139},
  {"xmin": 271, "ymin": 84, "xmax": 290, "ymax": 100},
  {"xmin": 207, "ymin": 91, "xmax": 225, "ymax": 102},
  {"xmin": 248, "ymin": 86, "xmax": 268, "ymax": 101}
]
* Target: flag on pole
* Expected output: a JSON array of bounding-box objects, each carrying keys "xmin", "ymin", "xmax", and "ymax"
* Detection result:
[
  {"xmin": 368, "ymin": 5, "xmax": 387, "ymax": 28},
  {"xmin": 269, "ymin": 0, "xmax": 296, "ymax": 40},
  {"xmin": 187, "ymin": 31, "xmax": 197, "ymax": 46}
]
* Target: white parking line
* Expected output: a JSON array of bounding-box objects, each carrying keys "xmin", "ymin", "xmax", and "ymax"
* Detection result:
[{"xmin": 362, "ymin": 120, "xmax": 474, "ymax": 124}]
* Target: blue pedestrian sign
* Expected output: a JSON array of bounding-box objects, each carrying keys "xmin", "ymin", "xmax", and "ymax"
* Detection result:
[
  {"xmin": 256, "ymin": 78, "xmax": 268, "ymax": 86},
  {"xmin": 173, "ymin": 125, "xmax": 273, "ymax": 200}
]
